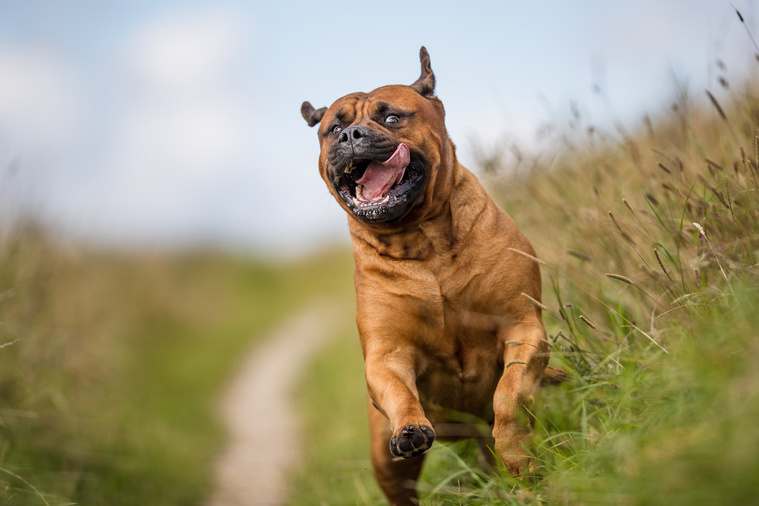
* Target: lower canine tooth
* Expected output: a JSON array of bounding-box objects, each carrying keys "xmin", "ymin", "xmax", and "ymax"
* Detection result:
[{"xmin": 381, "ymin": 195, "xmax": 390, "ymax": 204}]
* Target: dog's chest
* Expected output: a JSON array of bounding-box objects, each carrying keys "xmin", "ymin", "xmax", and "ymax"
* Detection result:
[
  {"xmin": 416, "ymin": 334, "xmax": 502, "ymax": 419},
  {"xmin": 355, "ymin": 249, "xmax": 514, "ymax": 415},
  {"xmin": 413, "ymin": 275, "xmax": 507, "ymax": 416}
]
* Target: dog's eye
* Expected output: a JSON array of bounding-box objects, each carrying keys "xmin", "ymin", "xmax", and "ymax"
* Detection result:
[
  {"xmin": 385, "ymin": 115, "xmax": 400, "ymax": 124},
  {"xmin": 331, "ymin": 125, "xmax": 342, "ymax": 135}
]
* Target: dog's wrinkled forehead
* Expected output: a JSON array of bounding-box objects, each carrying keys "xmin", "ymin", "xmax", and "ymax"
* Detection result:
[
  {"xmin": 320, "ymin": 86, "xmax": 434, "ymax": 134},
  {"xmin": 318, "ymin": 92, "xmax": 367, "ymax": 134}
]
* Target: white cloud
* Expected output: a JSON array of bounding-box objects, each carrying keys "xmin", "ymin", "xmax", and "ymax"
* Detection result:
[
  {"xmin": 130, "ymin": 9, "xmax": 245, "ymax": 93},
  {"xmin": 0, "ymin": 46, "xmax": 82, "ymax": 159},
  {"xmin": 0, "ymin": 45, "xmax": 84, "ymax": 226},
  {"xmin": 100, "ymin": 8, "xmax": 254, "ymax": 223},
  {"xmin": 118, "ymin": 7, "xmax": 250, "ymax": 175},
  {"xmin": 114, "ymin": 95, "xmax": 247, "ymax": 184}
]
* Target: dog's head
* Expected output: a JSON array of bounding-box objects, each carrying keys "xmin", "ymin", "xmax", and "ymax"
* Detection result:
[{"xmin": 302, "ymin": 47, "xmax": 453, "ymax": 226}]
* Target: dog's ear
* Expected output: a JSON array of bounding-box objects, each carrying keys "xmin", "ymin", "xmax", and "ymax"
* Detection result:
[
  {"xmin": 410, "ymin": 46, "xmax": 435, "ymax": 97},
  {"xmin": 301, "ymin": 101, "xmax": 327, "ymax": 127}
]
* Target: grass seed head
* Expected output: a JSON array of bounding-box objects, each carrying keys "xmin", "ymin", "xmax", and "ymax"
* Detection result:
[
  {"xmin": 579, "ymin": 315, "xmax": 597, "ymax": 329},
  {"xmin": 605, "ymin": 273, "xmax": 634, "ymax": 285},
  {"xmin": 508, "ymin": 247, "xmax": 547, "ymax": 266}
]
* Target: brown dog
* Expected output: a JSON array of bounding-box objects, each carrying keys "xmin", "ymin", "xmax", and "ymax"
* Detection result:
[{"xmin": 301, "ymin": 47, "xmax": 549, "ymax": 505}]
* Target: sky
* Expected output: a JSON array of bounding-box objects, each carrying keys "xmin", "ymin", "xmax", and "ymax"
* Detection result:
[{"xmin": 0, "ymin": 0, "xmax": 755, "ymax": 256}]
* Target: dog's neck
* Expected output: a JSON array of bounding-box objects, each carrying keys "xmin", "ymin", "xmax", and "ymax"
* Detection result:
[{"xmin": 348, "ymin": 161, "xmax": 491, "ymax": 262}]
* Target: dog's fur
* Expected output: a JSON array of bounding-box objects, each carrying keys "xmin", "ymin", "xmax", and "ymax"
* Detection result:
[{"xmin": 302, "ymin": 47, "xmax": 549, "ymax": 505}]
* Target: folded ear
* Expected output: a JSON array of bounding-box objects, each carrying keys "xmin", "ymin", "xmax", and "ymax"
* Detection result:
[
  {"xmin": 410, "ymin": 46, "xmax": 435, "ymax": 97},
  {"xmin": 301, "ymin": 101, "xmax": 327, "ymax": 127}
]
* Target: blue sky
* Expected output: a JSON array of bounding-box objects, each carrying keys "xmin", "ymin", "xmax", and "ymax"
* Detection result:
[{"xmin": 0, "ymin": 1, "xmax": 754, "ymax": 255}]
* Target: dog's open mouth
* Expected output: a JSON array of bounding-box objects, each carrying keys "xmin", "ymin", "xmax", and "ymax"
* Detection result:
[{"xmin": 336, "ymin": 143, "xmax": 426, "ymax": 223}]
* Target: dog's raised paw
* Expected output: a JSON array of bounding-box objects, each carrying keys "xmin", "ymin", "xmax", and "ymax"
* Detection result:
[{"xmin": 389, "ymin": 424, "xmax": 435, "ymax": 458}]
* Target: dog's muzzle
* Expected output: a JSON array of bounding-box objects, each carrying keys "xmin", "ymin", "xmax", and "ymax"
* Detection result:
[{"xmin": 327, "ymin": 127, "xmax": 426, "ymax": 224}]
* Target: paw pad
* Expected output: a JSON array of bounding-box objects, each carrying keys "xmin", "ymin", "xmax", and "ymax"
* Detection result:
[{"xmin": 389, "ymin": 424, "xmax": 435, "ymax": 458}]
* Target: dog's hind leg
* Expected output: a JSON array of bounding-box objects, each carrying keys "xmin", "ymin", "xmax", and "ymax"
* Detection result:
[
  {"xmin": 476, "ymin": 435, "xmax": 496, "ymax": 471},
  {"xmin": 368, "ymin": 398, "xmax": 427, "ymax": 506}
]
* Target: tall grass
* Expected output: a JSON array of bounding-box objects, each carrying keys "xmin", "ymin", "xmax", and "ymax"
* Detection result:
[
  {"xmin": 417, "ymin": 71, "xmax": 759, "ymax": 502},
  {"xmin": 293, "ymin": 71, "xmax": 759, "ymax": 503},
  {"xmin": 0, "ymin": 225, "xmax": 353, "ymax": 506}
]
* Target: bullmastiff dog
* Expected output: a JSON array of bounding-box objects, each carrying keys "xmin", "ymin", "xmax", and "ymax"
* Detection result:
[{"xmin": 301, "ymin": 47, "xmax": 549, "ymax": 505}]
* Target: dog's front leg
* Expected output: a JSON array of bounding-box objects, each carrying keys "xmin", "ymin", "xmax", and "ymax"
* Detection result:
[
  {"xmin": 492, "ymin": 321, "xmax": 549, "ymax": 475},
  {"xmin": 368, "ymin": 398, "xmax": 427, "ymax": 506},
  {"xmin": 364, "ymin": 342, "xmax": 436, "ymax": 458}
]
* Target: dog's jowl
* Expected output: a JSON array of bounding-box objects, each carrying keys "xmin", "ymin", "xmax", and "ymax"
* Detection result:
[{"xmin": 302, "ymin": 47, "xmax": 549, "ymax": 505}]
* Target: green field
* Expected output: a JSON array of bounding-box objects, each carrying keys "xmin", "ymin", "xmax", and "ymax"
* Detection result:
[
  {"xmin": 0, "ymin": 235, "xmax": 354, "ymax": 505},
  {"xmin": 290, "ymin": 78, "xmax": 759, "ymax": 505},
  {"xmin": 2, "ymin": 67, "xmax": 759, "ymax": 506}
]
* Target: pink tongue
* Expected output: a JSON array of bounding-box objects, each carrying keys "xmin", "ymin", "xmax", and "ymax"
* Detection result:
[{"xmin": 356, "ymin": 143, "xmax": 410, "ymax": 200}]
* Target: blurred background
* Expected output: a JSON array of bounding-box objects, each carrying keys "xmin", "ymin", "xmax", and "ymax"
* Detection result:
[
  {"xmin": 0, "ymin": 0, "xmax": 753, "ymax": 255},
  {"xmin": 2, "ymin": 1, "xmax": 759, "ymax": 505}
]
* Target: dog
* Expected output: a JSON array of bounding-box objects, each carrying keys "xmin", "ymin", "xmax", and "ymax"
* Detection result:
[{"xmin": 301, "ymin": 47, "xmax": 549, "ymax": 505}]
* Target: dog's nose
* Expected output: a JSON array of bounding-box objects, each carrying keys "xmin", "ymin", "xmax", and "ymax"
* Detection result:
[{"xmin": 338, "ymin": 125, "xmax": 369, "ymax": 144}]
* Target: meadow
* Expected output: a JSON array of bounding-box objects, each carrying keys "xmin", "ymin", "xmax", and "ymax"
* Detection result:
[
  {"xmin": 290, "ymin": 73, "xmax": 759, "ymax": 503},
  {"xmin": 0, "ymin": 233, "xmax": 354, "ymax": 505},
  {"xmin": 2, "ymin": 53, "xmax": 759, "ymax": 506}
]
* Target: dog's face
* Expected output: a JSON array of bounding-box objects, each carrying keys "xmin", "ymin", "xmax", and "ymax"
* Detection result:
[{"xmin": 302, "ymin": 48, "xmax": 451, "ymax": 225}]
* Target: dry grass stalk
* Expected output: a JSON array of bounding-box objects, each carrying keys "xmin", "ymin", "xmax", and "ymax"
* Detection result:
[
  {"xmin": 608, "ymin": 211, "xmax": 635, "ymax": 244},
  {"xmin": 654, "ymin": 249, "xmax": 673, "ymax": 282},
  {"xmin": 705, "ymin": 158, "xmax": 725, "ymax": 172},
  {"xmin": 724, "ymin": 177, "xmax": 736, "ymax": 220},
  {"xmin": 520, "ymin": 292, "xmax": 547, "ymax": 311},
  {"xmin": 705, "ymin": 89, "xmax": 727, "ymax": 121},
  {"xmin": 0, "ymin": 466, "xmax": 51, "ymax": 506},
  {"xmin": 693, "ymin": 222, "xmax": 732, "ymax": 287},
  {"xmin": 662, "ymin": 183, "xmax": 681, "ymax": 197},
  {"xmin": 553, "ymin": 331, "xmax": 588, "ymax": 358},
  {"xmin": 709, "ymin": 185, "xmax": 731, "ymax": 210},
  {"xmin": 567, "ymin": 250, "xmax": 592, "ymax": 262},
  {"xmin": 750, "ymin": 136, "xmax": 759, "ymax": 188},
  {"xmin": 508, "ymin": 247, "xmax": 546, "ymax": 266},
  {"xmin": 605, "ymin": 273, "xmax": 634, "ymax": 285},
  {"xmin": 737, "ymin": 8, "xmax": 759, "ymax": 53},
  {"xmin": 579, "ymin": 315, "xmax": 597, "ymax": 329},
  {"xmin": 747, "ymin": 156, "xmax": 759, "ymax": 188}
]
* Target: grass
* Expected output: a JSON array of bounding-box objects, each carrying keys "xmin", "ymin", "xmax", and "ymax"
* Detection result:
[
  {"xmin": 0, "ymin": 228, "xmax": 354, "ymax": 506},
  {"xmin": 291, "ymin": 64, "xmax": 759, "ymax": 503},
  {"xmin": 288, "ymin": 326, "xmax": 383, "ymax": 505}
]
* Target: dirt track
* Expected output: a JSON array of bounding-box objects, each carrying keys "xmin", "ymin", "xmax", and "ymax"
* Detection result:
[{"xmin": 205, "ymin": 304, "xmax": 337, "ymax": 506}]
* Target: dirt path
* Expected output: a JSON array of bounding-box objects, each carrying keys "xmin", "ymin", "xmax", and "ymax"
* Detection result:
[{"xmin": 205, "ymin": 303, "xmax": 338, "ymax": 506}]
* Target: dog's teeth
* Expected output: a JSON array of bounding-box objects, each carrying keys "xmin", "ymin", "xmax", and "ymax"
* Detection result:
[
  {"xmin": 381, "ymin": 195, "xmax": 390, "ymax": 204},
  {"xmin": 352, "ymin": 197, "xmax": 359, "ymax": 207}
]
